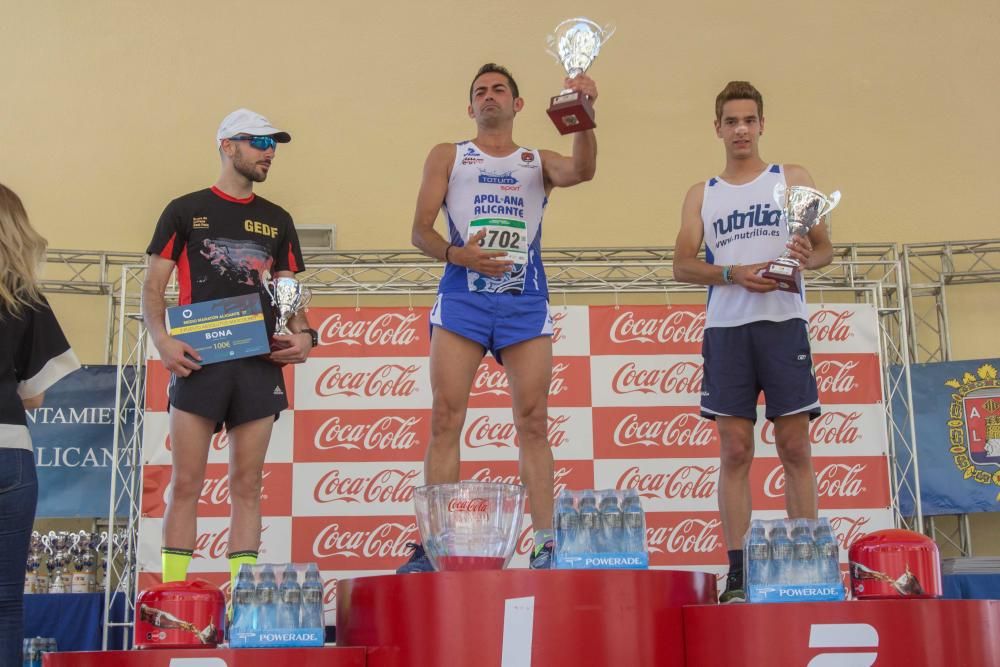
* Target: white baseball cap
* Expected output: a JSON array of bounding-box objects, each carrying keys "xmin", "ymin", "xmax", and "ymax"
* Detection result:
[{"xmin": 216, "ymin": 108, "xmax": 291, "ymax": 145}]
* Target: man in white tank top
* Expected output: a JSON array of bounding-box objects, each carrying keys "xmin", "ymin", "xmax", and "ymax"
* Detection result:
[
  {"xmin": 402, "ymin": 64, "xmax": 599, "ymax": 571},
  {"xmin": 674, "ymin": 81, "xmax": 834, "ymax": 602}
]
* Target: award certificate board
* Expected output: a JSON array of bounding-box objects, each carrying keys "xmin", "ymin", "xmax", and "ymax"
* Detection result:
[{"xmin": 166, "ymin": 294, "xmax": 270, "ymax": 365}]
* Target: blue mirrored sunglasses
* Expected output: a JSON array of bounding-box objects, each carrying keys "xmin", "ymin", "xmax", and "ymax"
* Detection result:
[{"xmin": 228, "ymin": 135, "xmax": 277, "ymax": 151}]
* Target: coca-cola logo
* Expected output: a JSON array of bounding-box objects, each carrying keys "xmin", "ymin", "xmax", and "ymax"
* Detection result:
[
  {"xmin": 471, "ymin": 362, "xmax": 570, "ymax": 397},
  {"xmin": 814, "ymin": 360, "xmax": 861, "ymax": 394},
  {"xmin": 611, "ymin": 361, "xmax": 702, "ymax": 395},
  {"xmin": 196, "ymin": 471, "xmax": 273, "ymax": 506},
  {"xmin": 761, "ymin": 411, "xmax": 863, "ymax": 446},
  {"xmin": 315, "ymin": 363, "xmax": 419, "ymax": 398},
  {"xmin": 551, "ymin": 310, "xmax": 567, "ymax": 344},
  {"xmin": 323, "ymin": 577, "xmax": 337, "ymax": 614},
  {"xmin": 313, "ymin": 415, "xmax": 421, "ymax": 451},
  {"xmin": 828, "ymin": 515, "xmax": 872, "ymax": 549},
  {"xmin": 616, "ymin": 465, "xmax": 718, "ymax": 500},
  {"xmin": 469, "ymin": 466, "xmax": 574, "ymax": 498},
  {"xmin": 610, "ymin": 309, "xmax": 705, "ymax": 345},
  {"xmin": 311, "ymin": 522, "xmax": 417, "ymax": 559},
  {"xmin": 463, "ymin": 414, "xmax": 570, "ymax": 449},
  {"xmin": 646, "ymin": 519, "xmax": 721, "ymax": 554},
  {"xmin": 612, "ymin": 412, "xmax": 714, "ymax": 448},
  {"xmin": 516, "ymin": 525, "xmax": 534, "ymax": 555},
  {"xmin": 764, "ymin": 463, "xmax": 868, "ymax": 498},
  {"xmin": 313, "ymin": 468, "xmax": 418, "ymax": 504},
  {"xmin": 194, "ymin": 525, "xmax": 270, "ymax": 560},
  {"xmin": 809, "ymin": 309, "xmax": 855, "ymax": 343},
  {"xmin": 317, "ymin": 312, "xmax": 420, "ymax": 347},
  {"xmin": 447, "ymin": 498, "xmax": 489, "ymax": 513}
]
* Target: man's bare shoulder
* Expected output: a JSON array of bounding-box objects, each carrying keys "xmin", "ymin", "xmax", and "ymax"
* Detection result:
[
  {"xmin": 428, "ymin": 142, "xmax": 458, "ymax": 160},
  {"xmin": 684, "ymin": 180, "xmax": 707, "ymax": 204},
  {"xmin": 782, "ymin": 163, "xmax": 815, "ymax": 187}
]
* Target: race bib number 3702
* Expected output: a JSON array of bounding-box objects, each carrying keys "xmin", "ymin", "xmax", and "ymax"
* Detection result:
[{"xmin": 469, "ymin": 218, "xmax": 527, "ymax": 265}]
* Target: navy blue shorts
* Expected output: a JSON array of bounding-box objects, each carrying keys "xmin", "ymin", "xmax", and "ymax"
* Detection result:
[
  {"xmin": 700, "ymin": 319, "xmax": 820, "ymax": 423},
  {"xmin": 168, "ymin": 356, "xmax": 287, "ymax": 431},
  {"xmin": 429, "ymin": 291, "xmax": 553, "ymax": 364}
]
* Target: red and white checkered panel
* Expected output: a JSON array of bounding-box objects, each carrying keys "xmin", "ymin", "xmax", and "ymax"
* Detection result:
[{"xmin": 137, "ymin": 304, "xmax": 892, "ymax": 623}]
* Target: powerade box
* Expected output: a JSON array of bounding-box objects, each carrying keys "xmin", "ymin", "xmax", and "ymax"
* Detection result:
[
  {"xmin": 228, "ymin": 562, "xmax": 324, "ymax": 648},
  {"xmin": 554, "ymin": 489, "xmax": 649, "ymax": 570},
  {"xmin": 744, "ymin": 517, "xmax": 846, "ymax": 603}
]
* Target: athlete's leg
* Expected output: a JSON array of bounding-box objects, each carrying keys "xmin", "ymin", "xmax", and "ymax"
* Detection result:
[
  {"xmin": 162, "ymin": 408, "xmax": 215, "ymax": 550},
  {"xmin": 773, "ymin": 412, "xmax": 818, "ymax": 519},
  {"xmin": 426, "ymin": 326, "xmax": 486, "ymax": 485},
  {"xmin": 497, "ymin": 335, "xmax": 554, "ymax": 531},
  {"xmin": 226, "ymin": 416, "xmax": 275, "ymax": 553},
  {"xmin": 716, "ymin": 415, "xmax": 756, "ymax": 549}
]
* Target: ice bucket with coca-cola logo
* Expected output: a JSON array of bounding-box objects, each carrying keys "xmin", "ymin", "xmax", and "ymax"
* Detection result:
[
  {"xmin": 849, "ymin": 528, "xmax": 942, "ymax": 599},
  {"xmin": 414, "ymin": 482, "xmax": 525, "ymax": 571}
]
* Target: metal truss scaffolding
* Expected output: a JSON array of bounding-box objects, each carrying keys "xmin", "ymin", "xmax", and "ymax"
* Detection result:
[
  {"xmin": 83, "ymin": 242, "xmax": 924, "ymax": 648},
  {"xmin": 903, "ymin": 239, "xmax": 1000, "ymax": 558}
]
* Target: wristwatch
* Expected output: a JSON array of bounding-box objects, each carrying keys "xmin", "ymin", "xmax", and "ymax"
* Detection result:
[{"xmin": 300, "ymin": 328, "xmax": 319, "ymax": 348}]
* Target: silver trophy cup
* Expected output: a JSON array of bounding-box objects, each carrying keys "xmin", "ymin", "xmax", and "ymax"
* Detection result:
[
  {"xmin": 545, "ymin": 18, "xmax": 615, "ymax": 134},
  {"xmin": 261, "ymin": 273, "xmax": 311, "ymax": 336},
  {"xmin": 762, "ymin": 184, "xmax": 841, "ymax": 292}
]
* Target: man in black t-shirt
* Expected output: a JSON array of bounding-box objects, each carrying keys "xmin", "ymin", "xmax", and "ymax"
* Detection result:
[{"xmin": 143, "ymin": 108, "xmax": 317, "ymax": 592}]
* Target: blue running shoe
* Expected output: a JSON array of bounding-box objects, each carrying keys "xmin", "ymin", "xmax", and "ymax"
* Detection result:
[
  {"xmin": 529, "ymin": 541, "xmax": 554, "ymax": 569},
  {"xmin": 396, "ymin": 542, "xmax": 435, "ymax": 574}
]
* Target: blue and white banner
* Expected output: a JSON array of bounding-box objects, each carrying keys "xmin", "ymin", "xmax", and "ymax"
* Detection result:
[
  {"xmin": 26, "ymin": 365, "xmax": 136, "ymax": 517},
  {"xmin": 895, "ymin": 359, "xmax": 1000, "ymax": 516}
]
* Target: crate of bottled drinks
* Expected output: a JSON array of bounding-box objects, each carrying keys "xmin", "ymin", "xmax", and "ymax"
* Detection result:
[
  {"xmin": 744, "ymin": 518, "xmax": 846, "ymax": 603},
  {"xmin": 229, "ymin": 562, "xmax": 325, "ymax": 648},
  {"xmin": 554, "ymin": 489, "xmax": 649, "ymax": 569}
]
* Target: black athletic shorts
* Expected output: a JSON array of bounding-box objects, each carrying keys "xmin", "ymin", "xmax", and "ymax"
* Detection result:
[
  {"xmin": 700, "ymin": 319, "xmax": 821, "ymax": 423},
  {"xmin": 167, "ymin": 356, "xmax": 287, "ymax": 431}
]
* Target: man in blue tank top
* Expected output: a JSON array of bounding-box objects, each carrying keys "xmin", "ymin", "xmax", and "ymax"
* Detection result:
[
  {"xmin": 673, "ymin": 82, "xmax": 834, "ymax": 602},
  {"xmin": 400, "ymin": 63, "xmax": 599, "ymax": 571}
]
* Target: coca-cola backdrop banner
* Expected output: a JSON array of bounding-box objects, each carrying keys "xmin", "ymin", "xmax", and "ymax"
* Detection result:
[
  {"xmin": 26, "ymin": 365, "xmax": 135, "ymax": 517},
  {"xmin": 137, "ymin": 304, "xmax": 894, "ymax": 622},
  {"xmin": 894, "ymin": 358, "xmax": 1000, "ymax": 515}
]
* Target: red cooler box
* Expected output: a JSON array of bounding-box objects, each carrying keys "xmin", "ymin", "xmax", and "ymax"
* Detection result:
[
  {"xmin": 135, "ymin": 579, "xmax": 226, "ymax": 649},
  {"xmin": 849, "ymin": 528, "xmax": 942, "ymax": 599}
]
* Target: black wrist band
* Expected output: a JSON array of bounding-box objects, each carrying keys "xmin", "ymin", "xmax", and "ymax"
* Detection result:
[
  {"xmin": 445, "ymin": 244, "xmax": 454, "ymax": 263},
  {"xmin": 301, "ymin": 328, "xmax": 318, "ymax": 348}
]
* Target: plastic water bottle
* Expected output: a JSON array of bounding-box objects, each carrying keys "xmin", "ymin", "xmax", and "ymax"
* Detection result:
[
  {"xmin": 277, "ymin": 564, "xmax": 302, "ymax": 628},
  {"xmin": 622, "ymin": 493, "xmax": 645, "ymax": 553},
  {"xmin": 577, "ymin": 492, "xmax": 600, "ymax": 553},
  {"xmin": 768, "ymin": 524, "xmax": 794, "ymax": 585},
  {"xmin": 300, "ymin": 563, "xmax": 325, "ymax": 630},
  {"xmin": 555, "ymin": 495, "xmax": 581, "ymax": 557},
  {"xmin": 231, "ymin": 564, "xmax": 257, "ymax": 632},
  {"xmin": 24, "ymin": 638, "xmax": 40, "ymax": 667},
  {"xmin": 745, "ymin": 521, "xmax": 770, "ymax": 586},
  {"xmin": 255, "ymin": 564, "xmax": 278, "ymax": 630},
  {"xmin": 599, "ymin": 493, "xmax": 623, "ymax": 552},
  {"xmin": 813, "ymin": 523, "xmax": 841, "ymax": 585},
  {"xmin": 790, "ymin": 519, "xmax": 817, "ymax": 584}
]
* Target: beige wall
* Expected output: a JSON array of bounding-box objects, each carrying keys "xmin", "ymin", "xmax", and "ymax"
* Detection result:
[{"xmin": 4, "ymin": 2, "xmax": 998, "ymax": 550}]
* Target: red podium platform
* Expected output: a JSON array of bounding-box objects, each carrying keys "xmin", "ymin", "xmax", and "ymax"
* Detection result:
[
  {"xmin": 43, "ymin": 647, "xmax": 366, "ymax": 667},
  {"xmin": 684, "ymin": 599, "xmax": 1000, "ymax": 666},
  {"xmin": 337, "ymin": 569, "xmax": 716, "ymax": 667}
]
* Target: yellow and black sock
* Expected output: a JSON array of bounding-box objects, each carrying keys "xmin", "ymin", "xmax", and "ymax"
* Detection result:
[
  {"xmin": 228, "ymin": 550, "xmax": 259, "ymax": 594},
  {"xmin": 161, "ymin": 547, "xmax": 194, "ymax": 583}
]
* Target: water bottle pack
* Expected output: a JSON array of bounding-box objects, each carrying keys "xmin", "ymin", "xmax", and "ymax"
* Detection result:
[
  {"xmin": 744, "ymin": 517, "xmax": 845, "ymax": 603},
  {"xmin": 229, "ymin": 562, "xmax": 325, "ymax": 648},
  {"xmin": 554, "ymin": 489, "xmax": 649, "ymax": 570},
  {"xmin": 21, "ymin": 637, "xmax": 56, "ymax": 667}
]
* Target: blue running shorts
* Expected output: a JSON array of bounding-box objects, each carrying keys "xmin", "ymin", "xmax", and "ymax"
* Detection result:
[
  {"xmin": 700, "ymin": 319, "xmax": 820, "ymax": 423},
  {"xmin": 429, "ymin": 292, "xmax": 553, "ymax": 364}
]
